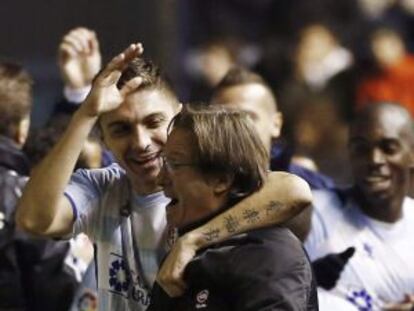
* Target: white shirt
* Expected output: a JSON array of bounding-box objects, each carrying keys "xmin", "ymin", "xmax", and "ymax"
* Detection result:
[
  {"xmin": 65, "ymin": 164, "xmax": 170, "ymax": 311},
  {"xmin": 305, "ymin": 190, "xmax": 414, "ymax": 310}
]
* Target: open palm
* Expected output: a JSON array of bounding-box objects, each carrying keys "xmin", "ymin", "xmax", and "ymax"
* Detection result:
[{"xmin": 83, "ymin": 43, "xmax": 144, "ymax": 116}]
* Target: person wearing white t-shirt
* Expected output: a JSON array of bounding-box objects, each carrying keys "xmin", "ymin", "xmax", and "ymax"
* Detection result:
[
  {"xmin": 305, "ymin": 102, "xmax": 414, "ymax": 310},
  {"xmin": 16, "ymin": 43, "xmax": 312, "ymax": 311}
]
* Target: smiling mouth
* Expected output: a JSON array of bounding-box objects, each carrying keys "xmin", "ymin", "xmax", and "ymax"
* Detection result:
[
  {"xmin": 362, "ymin": 175, "xmax": 391, "ymax": 191},
  {"xmin": 364, "ymin": 175, "xmax": 390, "ymax": 183},
  {"xmin": 128, "ymin": 153, "xmax": 160, "ymax": 166}
]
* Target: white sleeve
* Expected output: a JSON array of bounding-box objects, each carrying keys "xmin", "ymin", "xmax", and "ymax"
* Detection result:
[
  {"xmin": 64, "ymin": 164, "xmax": 123, "ymax": 239},
  {"xmin": 304, "ymin": 190, "xmax": 343, "ymax": 261},
  {"xmin": 63, "ymin": 85, "xmax": 91, "ymax": 104}
]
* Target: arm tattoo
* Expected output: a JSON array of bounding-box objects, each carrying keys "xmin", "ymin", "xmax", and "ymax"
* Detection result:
[
  {"xmin": 224, "ymin": 215, "xmax": 240, "ymax": 234},
  {"xmin": 203, "ymin": 228, "xmax": 221, "ymax": 242},
  {"xmin": 266, "ymin": 200, "xmax": 283, "ymax": 216},
  {"xmin": 242, "ymin": 208, "xmax": 260, "ymax": 224}
]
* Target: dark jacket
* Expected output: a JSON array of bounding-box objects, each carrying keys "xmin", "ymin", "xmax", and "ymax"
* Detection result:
[
  {"xmin": 149, "ymin": 227, "xmax": 318, "ymax": 311},
  {"xmin": 0, "ymin": 135, "xmax": 77, "ymax": 311}
]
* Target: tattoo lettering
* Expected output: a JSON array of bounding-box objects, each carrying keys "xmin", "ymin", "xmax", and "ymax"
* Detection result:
[
  {"xmin": 224, "ymin": 215, "xmax": 240, "ymax": 234},
  {"xmin": 243, "ymin": 209, "xmax": 260, "ymax": 224},
  {"xmin": 266, "ymin": 200, "xmax": 283, "ymax": 216},
  {"xmin": 203, "ymin": 228, "xmax": 221, "ymax": 242}
]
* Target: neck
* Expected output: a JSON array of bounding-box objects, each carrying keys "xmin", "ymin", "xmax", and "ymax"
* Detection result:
[
  {"xmin": 352, "ymin": 187, "xmax": 405, "ymax": 223},
  {"xmin": 129, "ymin": 175, "xmax": 162, "ymax": 196}
]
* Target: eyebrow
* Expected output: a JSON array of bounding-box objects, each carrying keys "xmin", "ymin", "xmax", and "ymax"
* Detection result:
[{"xmin": 143, "ymin": 112, "xmax": 167, "ymax": 121}]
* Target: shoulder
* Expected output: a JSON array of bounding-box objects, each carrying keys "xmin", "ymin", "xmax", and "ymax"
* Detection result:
[
  {"xmin": 288, "ymin": 163, "xmax": 335, "ymax": 190},
  {"xmin": 186, "ymin": 228, "xmax": 315, "ymax": 310},
  {"xmin": 312, "ymin": 188, "xmax": 347, "ymax": 215},
  {"xmin": 72, "ymin": 163, "xmax": 125, "ymax": 184},
  {"xmin": 69, "ymin": 163, "xmax": 127, "ymax": 193}
]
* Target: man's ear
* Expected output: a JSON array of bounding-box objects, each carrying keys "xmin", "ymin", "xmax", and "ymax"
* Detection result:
[
  {"xmin": 14, "ymin": 117, "xmax": 30, "ymax": 147},
  {"xmin": 212, "ymin": 174, "xmax": 233, "ymax": 195},
  {"xmin": 270, "ymin": 112, "xmax": 283, "ymax": 139},
  {"xmin": 176, "ymin": 102, "xmax": 183, "ymax": 113}
]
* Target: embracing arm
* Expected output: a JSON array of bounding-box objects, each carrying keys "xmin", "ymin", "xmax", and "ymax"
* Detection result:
[
  {"xmin": 187, "ymin": 171, "xmax": 311, "ymax": 246},
  {"xmin": 157, "ymin": 171, "xmax": 312, "ymax": 296}
]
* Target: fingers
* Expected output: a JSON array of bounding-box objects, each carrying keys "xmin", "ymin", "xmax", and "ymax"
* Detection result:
[
  {"xmin": 120, "ymin": 76, "xmax": 143, "ymax": 96},
  {"xmin": 59, "ymin": 27, "xmax": 99, "ymax": 58},
  {"xmin": 98, "ymin": 43, "xmax": 143, "ymax": 82},
  {"xmin": 156, "ymin": 270, "xmax": 187, "ymax": 297}
]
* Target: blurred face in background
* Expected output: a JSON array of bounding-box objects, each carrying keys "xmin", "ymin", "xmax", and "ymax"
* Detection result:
[
  {"xmin": 211, "ymin": 83, "xmax": 282, "ymax": 154},
  {"xmin": 371, "ymin": 28, "xmax": 406, "ymax": 68},
  {"xmin": 349, "ymin": 107, "xmax": 414, "ymax": 206}
]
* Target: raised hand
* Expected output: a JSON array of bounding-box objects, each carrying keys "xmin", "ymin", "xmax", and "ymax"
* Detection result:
[
  {"xmin": 58, "ymin": 27, "xmax": 102, "ymax": 89},
  {"xmin": 82, "ymin": 43, "xmax": 144, "ymax": 117}
]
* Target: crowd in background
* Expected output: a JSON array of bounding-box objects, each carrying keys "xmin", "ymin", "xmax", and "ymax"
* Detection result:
[{"xmin": 2, "ymin": 0, "xmax": 414, "ymax": 310}]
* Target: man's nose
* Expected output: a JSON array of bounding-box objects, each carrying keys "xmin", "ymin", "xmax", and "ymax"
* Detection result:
[
  {"xmin": 370, "ymin": 148, "xmax": 386, "ymax": 165},
  {"xmin": 132, "ymin": 126, "xmax": 152, "ymax": 151}
]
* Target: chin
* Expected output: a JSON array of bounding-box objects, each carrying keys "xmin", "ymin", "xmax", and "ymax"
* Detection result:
[{"xmin": 363, "ymin": 188, "xmax": 392, "ymax": 203}]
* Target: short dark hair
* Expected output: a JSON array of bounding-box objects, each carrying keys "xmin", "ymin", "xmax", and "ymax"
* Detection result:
[
  {"xmin": 214, "ymin": 67, "xmax": 271, "ymax": 93},
  {"xmin": 212, "ymin": 66, "xmax": 277, "ymax": 109},
  {"xmin": 170, "ymin": 103, "xmax": 269, "ymax": 203},
  {"xmin": 0, "ymin": 61, "xmax": 33, "ymax": 137},
  {"xmin": 117, "ymin": 57, "xmax": 176, "ymax": 100}
]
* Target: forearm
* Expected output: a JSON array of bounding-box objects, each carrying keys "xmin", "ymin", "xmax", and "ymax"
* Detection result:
[
  {"xmin": 16, "ymin": 107, "xmax": 97, "ymax": 233},
  {"xmin": 184, "ymin": 172, "xmax": 312, "ymax": 249}
]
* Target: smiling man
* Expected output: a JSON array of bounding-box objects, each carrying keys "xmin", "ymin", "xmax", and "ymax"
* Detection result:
[
  {"xmin": 304, "ymin": 103, "xmax": 414, "ymax": 310},
  {"xmin": 149, "ymin": 104, "xmax": 317, "ymax": 311},
  {"xmin": 16, "ymin": 44, "xmax": 312, "ymax": 311}
]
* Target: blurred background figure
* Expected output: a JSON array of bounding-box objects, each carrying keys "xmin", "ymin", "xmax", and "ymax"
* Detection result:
[
  {"xmin": 305, "ymin": 103, "xmax": 414, "ymax": 310},
  {"xmin": 356, "ymin": 24, "xmax": 414, "ymax": 116},
  {"xmin": 0, "ymin": 60, "xmax": 80, "ymax": 311}
]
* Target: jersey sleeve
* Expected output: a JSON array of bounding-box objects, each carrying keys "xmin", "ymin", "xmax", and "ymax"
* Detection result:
[
  {"xmin": 304, "ymin": 189, "xmax": 344, "ymax": 261},
  {"xmin": 64, "ymin": 164, "xmax": 124, "ymax": 239}
]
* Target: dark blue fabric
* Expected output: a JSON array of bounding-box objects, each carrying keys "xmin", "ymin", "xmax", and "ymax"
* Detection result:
[{"xmin": 270, "ymin": 141, "xmax": 335, "ymax": 190}]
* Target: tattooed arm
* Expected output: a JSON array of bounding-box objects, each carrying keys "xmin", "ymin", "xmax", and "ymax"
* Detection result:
[{"xmin": 157, "ymin": 171, "xmax": 312, "ymax": 296}]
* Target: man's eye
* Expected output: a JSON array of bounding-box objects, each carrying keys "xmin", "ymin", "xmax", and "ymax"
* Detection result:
[
  {"xmin": 111, "ymin": 125, "xmax": 131, "ymax": 136},
  {"xmin": 147, "ymin": 118, "xmax": 165, "ymax": 129},
  {"xmin": 382, "ymin": 142, "xmax": 400, "ymax": 155}
]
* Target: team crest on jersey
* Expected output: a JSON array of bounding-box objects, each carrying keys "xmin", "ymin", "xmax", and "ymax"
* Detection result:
[
  {"xmin": 195, "ymin": 289, "xmax": 209, "ymax": 309},
  {"xmin": 109, "ymin": 253, "xmax": 130, "ymax": 297},
  {"xmin": 347, "ymin": 289, "xmax": 373, "ymax": 311}
]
